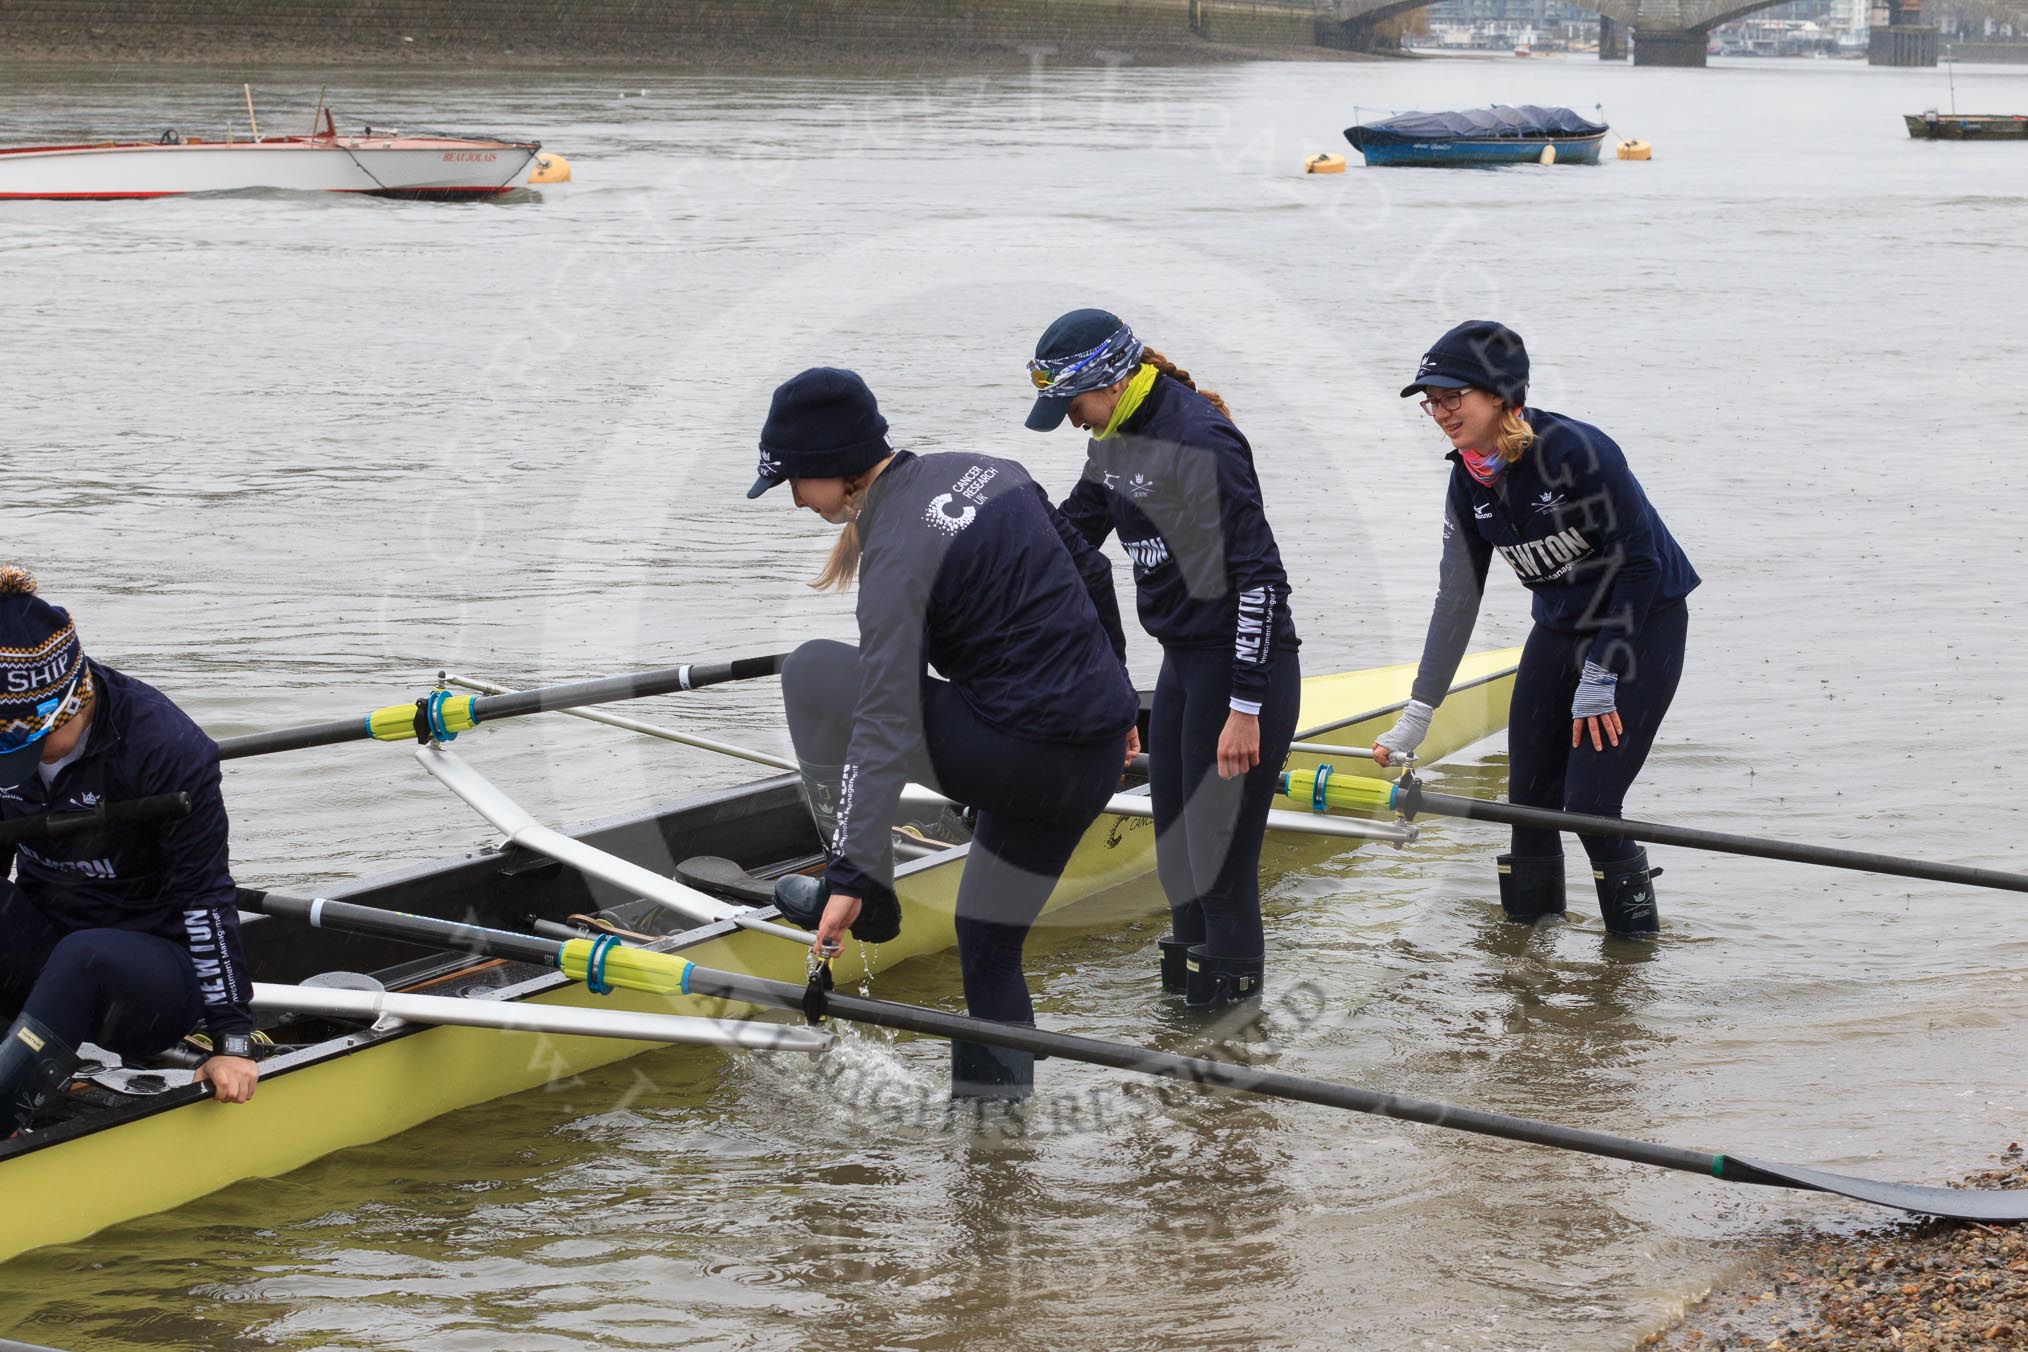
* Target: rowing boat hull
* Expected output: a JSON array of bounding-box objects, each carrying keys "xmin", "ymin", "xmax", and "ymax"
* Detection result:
[
  {"xmin": 0, "ymin": 650, "xmax": 1519, "ymax": 1264},
  {"xmin": 0, "ymin": 136, "xmax": 540, "ymax": 200}
]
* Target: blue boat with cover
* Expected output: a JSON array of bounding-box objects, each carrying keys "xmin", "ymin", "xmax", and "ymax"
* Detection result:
[{"xmin": 1343, "ymin": 105, "xmax": 1609, "ymax": 167}]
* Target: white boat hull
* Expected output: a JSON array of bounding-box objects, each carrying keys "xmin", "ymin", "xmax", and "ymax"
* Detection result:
[{"xmin": 0, "ymin": 137, "xmax": 539, "ymax": 199}]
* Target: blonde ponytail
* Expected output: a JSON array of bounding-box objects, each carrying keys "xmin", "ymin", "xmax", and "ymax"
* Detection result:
[{"xmin": 809, "ymin": 458, "xmax": 895, "ymax": 591}]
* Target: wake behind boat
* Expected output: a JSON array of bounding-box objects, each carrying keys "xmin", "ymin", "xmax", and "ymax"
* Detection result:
[
  {"xmin": 0, "ymin": 103, "xmax": 538, "ymax": 201},
  {"xmin": 1344, "ymin": 105, "xmax": 1609, "ymax": 167}
]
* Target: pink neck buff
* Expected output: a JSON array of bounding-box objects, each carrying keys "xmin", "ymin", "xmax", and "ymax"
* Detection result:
[{"xmin": 1460, "ymin": 448, "xmax": 1506, "ymax": 487}]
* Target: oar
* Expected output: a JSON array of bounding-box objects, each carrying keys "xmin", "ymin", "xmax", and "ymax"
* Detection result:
[
  {"xmin": 244, "ymin": 888, "xmax": 2028, "ymax": 1221},
  {"xmin": 413, "ymin": 743, "xmax": 814, "ymax": 945},
  {"xmin": 0, "ymin": 792, "xmax": 189, "ymax": 847},
  {"xmin": 1283, "ymin": 765, "xmax": 2028, "ymax": 895},
  {"xmin": 216, "ymin": 652, "xmax": 789, "ymax": 761},
  {"xmin": 250, "ymin": 982, "xmax": 829, "ymax": 1053}
]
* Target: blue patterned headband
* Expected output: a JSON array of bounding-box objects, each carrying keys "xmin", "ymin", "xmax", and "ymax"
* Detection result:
[{"xmin": 1026, "ymin": 324, "xmax": 1145, "ymax": 401}]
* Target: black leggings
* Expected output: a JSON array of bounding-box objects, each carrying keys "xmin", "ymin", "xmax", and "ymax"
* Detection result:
[
  {"xmin": 0, "ymin": 882, "xmax": 204, "ymax": 1055},
  {"xmin": 1506, "ymin": 601, "xmax": 1689, "ymax": 865},
  {"xmin": 781, "ymin": 640, "xmax": 1126, "ymax": 1025},
  {"xmin": 1147, "ymin": 647, "xmax": 1302, "ymax": 962}
]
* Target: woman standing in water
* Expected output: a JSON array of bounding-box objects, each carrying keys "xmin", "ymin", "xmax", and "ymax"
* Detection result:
[
  {"xmin": 1376, "ymin": 320, "xmax": 1698, "ymax": 936},
  {"xmin": 1025, "ymin": 308, "xmax": 1300, "ymax": 1010}
]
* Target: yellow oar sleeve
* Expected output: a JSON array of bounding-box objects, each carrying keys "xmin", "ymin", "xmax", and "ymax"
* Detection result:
[
  {"xmin": 558, "ymin": 937, "xmax": 694, "ymax": 995},
  {"xmin": 1279, "ymin": 765, "xmax": 1397, "ymax": 817},
  {"xmin": 364, "ymin": 693, "xmax": 481, "ymax": 743}
]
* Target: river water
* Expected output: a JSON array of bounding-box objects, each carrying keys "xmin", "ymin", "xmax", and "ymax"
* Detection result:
[{"xmin": 4, "ymin": 51, "xmax": 2027, "ymax": 1351}]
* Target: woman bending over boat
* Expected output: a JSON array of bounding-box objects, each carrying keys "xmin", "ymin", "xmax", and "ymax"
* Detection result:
[
  {"xmin": 747, "ymin": 367, "xmax": 1139, "ymax": 1101},
  {"xmin": 1025, "ymin": 309, "xmax": 1301, "ymax": 1010},
  {"xmin": 1376, "ymin": 321, "xmax": 1699, "ymax": 936},
  {"xmin": 0, "ymin": 569, "xmax": 258, "ymax": 1136}
]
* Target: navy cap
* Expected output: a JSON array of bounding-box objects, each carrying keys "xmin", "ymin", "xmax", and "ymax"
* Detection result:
[
  {"xmin": 748, "ymin": 367, "xmax": 892, "ymax": 499},
  {"xmin": 0, "ymin": 567, "xmax": 86, "ymax": 790},
  {"xmin": 1025, "ymin": 308, "xmax": 1144, "ymax": 432},
  {"xmin": 1401, "ymin": 320, "xmax": 1529, "ymax": 408}
]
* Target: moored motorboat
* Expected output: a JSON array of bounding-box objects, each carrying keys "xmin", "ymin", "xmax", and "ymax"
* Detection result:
[
  {"xmin": 0, "ymin": 108, "xmax": 539, "ymax": 200},
  {"xmin": 1344, "ymin": 105, "xmax": 1609, "ymax": 167},
  {"xmin": 0, "ymin": 650, "xmax": 1523, "ymax": 1264},
  {"xmin": 1903, "ymin": 111, "xmax": 2028, "ymax": 141}
]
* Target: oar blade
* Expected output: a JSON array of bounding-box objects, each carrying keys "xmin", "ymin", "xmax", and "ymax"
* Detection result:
[{"xmin": 1723, "ymin": 1154, "xmax": 2028, "ymax": 1221}]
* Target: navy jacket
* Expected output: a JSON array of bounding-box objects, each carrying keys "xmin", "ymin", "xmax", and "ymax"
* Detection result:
[
  {"xmin": 0, "ymin": 661, "xmax": 253, "ymax": 1037},
  {"xmin": 1413, "ymin": 409, "xmax": 1700, "ymax": 707},
  {"xmin": 1059, "ymin": 374, "xmax": 1299, "ymax": 712},
  {"xmin": 831, "ymin": 451, "xmax": 1137, "ymax": 899}
]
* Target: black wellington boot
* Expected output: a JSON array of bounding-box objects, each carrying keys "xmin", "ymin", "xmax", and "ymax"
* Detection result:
[
  {"xmin": 1594, "ymin": 849, "xmax": 1662, "ymax": 937},
  {"xmin": 0, "ymin": 1014, "xmax": 81, "ymax": 1138},
  {"xmin": 951, "ymin": 1036, "xmax": 1035, "ymax": 1102},
  {"xmin": 1496, "ymin": 853, "xmax": 1567, "ymax": 924},
  {"xmin": 1183, "ymin": 947, "xmax": 1265, "ymax": 1011},
  {"xmin": 771, "ymin": 872, "xmax": 829, "ymax": 931},
  {"xmin": 1157, "ymin": 935, "xmax": 1193, "ymax": 994},
  {"xmin": 769, "ymin": 874, "xmax": 901, "ymax": 945}
]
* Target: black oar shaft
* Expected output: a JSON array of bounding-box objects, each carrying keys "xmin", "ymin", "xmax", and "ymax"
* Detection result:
[
  {"xmin": 244, "ymin": 891, "xmax": 562, "ymax": 966},
  {"xmin": 1405, "ymin": 784, "xmax": 2028, "ymax": 894},
  {"xmin": 217, "ymin": 653, "xmax": 789, "ymax": 761},
  {"xmin": 684, "ymin": 966, "xmax": 1720, "ymax": 1179},
  {"xmin": 249, "ymin": 889, "xmax": 2028, "ymax": 1220},
  {"xmin": 0, "ymin": 793, "xmax": 191, "ymax": 847}
]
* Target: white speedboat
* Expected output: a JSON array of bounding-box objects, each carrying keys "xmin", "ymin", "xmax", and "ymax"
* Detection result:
[{"xmin": 0, "ymin": 109, "xmax": 539, "ymax": 200}]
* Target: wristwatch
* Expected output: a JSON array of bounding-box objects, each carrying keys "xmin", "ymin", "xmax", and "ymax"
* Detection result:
[{"xmin": 215, "ymin": 1032, "xmax": 254, "ymax": 1060}]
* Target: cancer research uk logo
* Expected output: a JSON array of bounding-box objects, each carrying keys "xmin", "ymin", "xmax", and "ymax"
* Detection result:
[{"xmin": 923, "ymin": 463, "xmax": 998, "ymax": 536}]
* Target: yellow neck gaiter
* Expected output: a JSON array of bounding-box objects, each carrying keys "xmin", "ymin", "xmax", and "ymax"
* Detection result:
[{"xmin": 1094, "ymin": 363, "xmax": 1158, "ymax": 441}]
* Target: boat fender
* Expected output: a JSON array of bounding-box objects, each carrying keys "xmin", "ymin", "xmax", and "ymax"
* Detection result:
[
  {"xmin": 529, "ymin": 152, "xmax": 572, "ymax": 185},
  {"xmin": 1616, "ymin": 139, "xmax": 1652, "ymax": 161},
  {"xmin": 1537, "ymin": 144, "xmax": 1557, "ymax": 166}
]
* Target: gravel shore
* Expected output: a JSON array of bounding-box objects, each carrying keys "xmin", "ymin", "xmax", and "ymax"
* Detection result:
[{"xmin": 1646, "ymin": 1146, "xmax": 2028, "ymax": 1351}]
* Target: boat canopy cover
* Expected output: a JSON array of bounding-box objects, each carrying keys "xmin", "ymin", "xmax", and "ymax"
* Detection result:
[{"xmin": 1346, "ymin": 105, "xmax": 1609, "ymax": 148}]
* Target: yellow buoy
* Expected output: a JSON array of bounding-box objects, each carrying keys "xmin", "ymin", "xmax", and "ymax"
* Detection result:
[
  {"xmin": 1304, "ymin": 152, "xmax": 1346, "ymax": 175},
  {"xmin": 1616, "ymin": 139, "xmax": 1652, "ymax": 161},
  {"xmin": 529, "ymin": 152, "xmax": 572, "ymax": 185},
  {"xmin": 1537, "ymin": 144, "xmax": 1557, "ymax": 166}
]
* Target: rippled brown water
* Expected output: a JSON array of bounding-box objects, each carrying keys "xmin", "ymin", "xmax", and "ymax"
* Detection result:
[{"xmin": 4, "ymin": 53, "xmax": 2027, "ymax": 1351}]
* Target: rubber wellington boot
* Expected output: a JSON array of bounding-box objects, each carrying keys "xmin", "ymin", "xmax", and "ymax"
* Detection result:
[
  {"xmin": 1594, "ymin": 849, "xmax": 1662, "ymax": 937},
  {"xmin": 1183, "ymin": 947, "xmax": 1265, "ymax": 1011},
  {"xmin": 951, "ymin": 1036, "xmax": 1035, "ymax": 1102},
  {"xmin": 1157, "ymin": 935, "xmax": 1193, "ymax": 994},
  {"xmin": 770, "ymin": 874, "xmax": 902, "ymax": 945},
  {"xmin": 772, "ymin": 872, "xmax": 829, "ymax": 930},
  {"xmin": 0, "ymin": 1014, "xmax": 80, "ymax": 1138},
  {"xmin": 1496, "ymin": 853, "xmax": 1567, "ymax": 924}
]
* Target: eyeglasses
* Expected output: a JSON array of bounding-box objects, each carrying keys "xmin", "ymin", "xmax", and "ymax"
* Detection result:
[
  {"xmin": 1418, "ymin": 389, "xmax": 1469, "ymax": 416},
  {"xmin": 0, "ymin": 672, "xmax": 80, "ymax": 756},
  {"xmin": 1027, "ymin": 339, "xmax": 1113, "ymax": 393}
]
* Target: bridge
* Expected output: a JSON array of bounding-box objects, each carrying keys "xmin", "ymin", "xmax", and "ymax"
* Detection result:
[{"xmin": 1318, "ymin": 0, "xmax": 2028, "ymax": 65}]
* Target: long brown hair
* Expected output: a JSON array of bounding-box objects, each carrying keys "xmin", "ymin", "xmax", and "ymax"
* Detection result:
[
  {"xmin": 1141, "ymin": 347, "xmax": 1230, "ymax": 419},
  {"xmin": 810, "ymin": 457, "xmax": 896, "ymax": 591}
]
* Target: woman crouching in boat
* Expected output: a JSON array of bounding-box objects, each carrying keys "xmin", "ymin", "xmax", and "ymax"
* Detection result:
[
  {"xmin": 747, "ymin": 367, "xmax": 1138, "ymax": 1101},
  {"xmin": 1375, "ymin": 321, "xmax": 1699, "ymax": 936},
  {"xmin": 0, "ymin": 569, "xmax": 258, "ymax": 1136},
  {"xmin": 1025, "ymin": 309, "xmax": 1300, "ymax": 1010}
]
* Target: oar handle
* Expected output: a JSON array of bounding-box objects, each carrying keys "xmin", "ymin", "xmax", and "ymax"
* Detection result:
[{"xmin": 0, "ymin": 792, "xmax": 192, "ymax": 848}]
